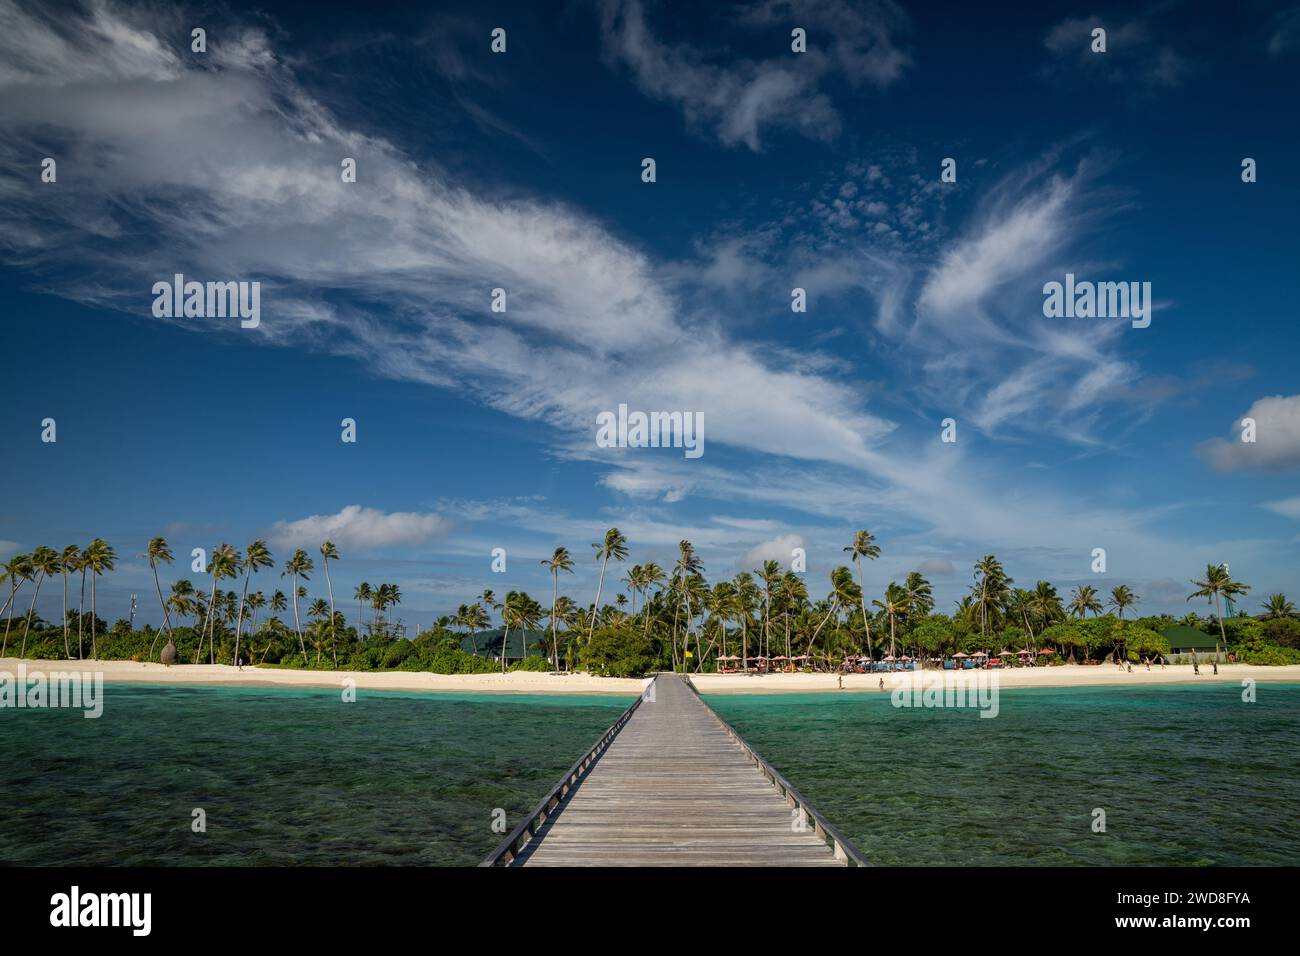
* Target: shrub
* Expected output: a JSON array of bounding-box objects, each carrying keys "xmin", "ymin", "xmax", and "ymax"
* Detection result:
[
  {"xmin": 581, "ymin": 626, "xmax": 655, "ymax": 678},
  {"xmin": 509, "ymin": 655, "xmax": 553, "ymax": 672}
]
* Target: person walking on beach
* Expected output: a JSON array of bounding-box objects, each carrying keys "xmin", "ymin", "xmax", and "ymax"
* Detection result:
[
  {"xmin": 1192, "ymin": 650, "xmax": 1200, "ymax": 675},
  {"xmin": 878, "ymin": 677, "xmax": 885, "ymax": 691},
  {"xmin": 1213, "ymin": 660, "xmax": 1219, "ymax": 675}
]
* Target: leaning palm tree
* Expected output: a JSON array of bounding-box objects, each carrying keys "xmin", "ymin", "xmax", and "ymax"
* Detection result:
[
  {"xmin": 1188, "ymin": 564, "xmax": 1250, "ymax": 654},
  {"xmin": 81, "ymin": 539, "xmax": 116, "ymax": 660},
  {"xmin": 1261, "ymin": 593, "xmax": 1296, "ymax": 619},
  {"xmin": 844, "ymin": 531, "xmax": 881, "ymax": 660},
  {"xmin": 19, "ymin": 546, "xmax": 60, "ymax": 657},
  {"xmin": 282, "ymin": 550, "xmax": 314, "ymax": 664},
  {"xmin": 804, "ymin": 567, "xmax": 860, "ymax": 658},
  {"xmin": 58, "ymin": 545, "xmax": 79, "ymax": 658},
  {"xmin": 319, "ymin": 541, "xmax": 340, "ymax": 664},
  {"xmin": 588, "ymin": 528, "xmax": 629, "ymax": 643},
  {"xmin": 639, "ymin": 563, "xmax": 666, "ymax": 639},
  {"xmin": 542, "ymin": 546, "xmax": 574, "ymax": 672},
  {"xmin": 233, "ymin": 540, "xmax": 274, "ymax": 667},
  {"xmin": 143, "ymin": 538, "xmax": 177, "ymax": 661},
  {"xmin": 1069, "ymin": 584, "xmax": 1103, "ymax": 618},
  {"xmin": 1, "ymin": 553, "xmax": 32, "ymax": 656},
  {"xmin": 972, "ymin": 555, "xmax": 1011, "ymax": 642}
]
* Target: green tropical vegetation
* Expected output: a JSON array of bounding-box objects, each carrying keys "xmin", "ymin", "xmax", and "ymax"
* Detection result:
[{"xmin": 2, "ymin": 532, "xmax": 1297, "ymax": 675}]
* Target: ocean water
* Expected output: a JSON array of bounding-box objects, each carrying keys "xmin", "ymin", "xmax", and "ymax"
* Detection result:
[
  {"xmin": 706, "ymin": 683, "xmax": 1300, "ymax": 866},
  {"xmin": 4, "ymin": 681, "xmax": 1296, "ymax": 867},
  {"xmin": 0, "ymin": 683, "xmax": 632, "ymax": 866}
]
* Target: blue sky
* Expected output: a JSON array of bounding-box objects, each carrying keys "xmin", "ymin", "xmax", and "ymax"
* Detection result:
[{"xmin": 1, "ymin": 0, "xmax": 1298, "ymax": 630}]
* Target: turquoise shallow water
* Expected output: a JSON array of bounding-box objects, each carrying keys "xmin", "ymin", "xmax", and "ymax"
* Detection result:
[
  {"xmin": 4, "ymin": 681, "xmax": 1296, "ymax": 866},
  {"xmin": 706, "ymin": 683, "xmax": 1300, "ymax": 866},
  {"xmin": 0, "ymin": 683, "xmax": 632, "ymax": 866}
]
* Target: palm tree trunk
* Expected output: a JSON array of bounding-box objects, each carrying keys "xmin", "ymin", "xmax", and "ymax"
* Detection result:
[
  {"xmin": 550, "ymin": 571, "xmax": 560, "ymax": 672},
  {"xmin": 148, "ymin": 561, "xmax": 174, "ymax": 661},
  {"xmin": 78, "ymin": 567, "xmax": 86, "ymax": 659},
  {"xmin": 233, "ymin": 570, "xmax": 251, "ymax": 667},
  {"xmin": 1, "ymin": 584, "xmax": 18, "ymax": 657},
  {"xmin": 589, "ymin": 553, "xmax": 609, "ymax": 643},
  {"xmin": 291, "ymin": 572, "xmax": 307, "ymax": 665},
  {"xmin": 856, "ymin": 558, "xmax": 873, "ymax": 659},
  {"xmin": 804, "ymin": 602, "xmax": 839, "ymax": 656},
  {"xmin": 501, "ymin": 623, "xmax": 511, "ymax": 674},
  {"xmin": 323, "ymin": 557, "xmax": 337, "ymax": 666},
  {"xmin": 20, "ymin": 571, "xmax": 45, "ymax": 657},
  {"xmin": 61, "ymin": 567, "xmax": 71, "ymax": 658},
  {"xmin": 90, "ymin": 572, "xmax": 98, "ymax": 660}
]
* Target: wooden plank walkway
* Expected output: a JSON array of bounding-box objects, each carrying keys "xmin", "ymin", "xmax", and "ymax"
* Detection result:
[{"xmin": 508, "ymin": 673, "xmax": 855, "ymax": 867}]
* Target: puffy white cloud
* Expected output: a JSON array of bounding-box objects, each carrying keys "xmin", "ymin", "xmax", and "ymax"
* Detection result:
[
  {"xmin": 269, "ymin": 505, "xmax": 451, "ymax": 552},
  {"xmin": 742, "ymin": 533, "xmax": 805, "ymax": 568},
  {"xmin": 1201, "ymin": 395, "xmax": 1300, "ymax": 471}
]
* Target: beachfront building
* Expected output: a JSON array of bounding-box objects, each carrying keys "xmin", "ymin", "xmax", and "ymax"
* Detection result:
[
  {"xmin": 1159, "ymin": 625, "xmax": 1223, "ymax": 664},
  {"xmin": 460, "ymin": 627, "xmax": 550, "ymax": 666}
]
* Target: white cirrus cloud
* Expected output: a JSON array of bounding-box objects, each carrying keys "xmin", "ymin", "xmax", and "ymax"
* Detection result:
[
  {"xmin": 1262, "ymin": 496, "xmax": 1300, "ymax": 521},
  {"xmin": 1200, "ymin": 395, "xmax": 1300, "ymax": 472},
  {"xmin": 597, "ymin": 0, "xmax": 909, "ymax": 151},
  {"xmin": 268, "ymin": 505, "xmax": 451, "ymax": 552}
]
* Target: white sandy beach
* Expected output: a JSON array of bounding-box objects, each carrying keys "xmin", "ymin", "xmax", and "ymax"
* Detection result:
[{"xmin": 3, "ymin": 657, "xmax": 1298, "ymax": 695}]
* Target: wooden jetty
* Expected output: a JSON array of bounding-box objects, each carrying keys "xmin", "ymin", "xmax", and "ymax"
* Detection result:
[{"xmin": 481, "ymin": 673, "xmax": 868, "ymax": 867}]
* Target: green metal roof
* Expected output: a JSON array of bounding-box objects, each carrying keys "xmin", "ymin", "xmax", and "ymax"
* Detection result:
[
  {"xmin": 1160, "ymin": 625, "xmax": 1221, "ymax": 650},
  {"xmin": 459, "ymin": 627, "xmax": 549, "ymax": 658}
]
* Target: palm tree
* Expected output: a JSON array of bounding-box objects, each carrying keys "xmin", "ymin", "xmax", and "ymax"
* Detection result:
[
  {"xmin": 1, "ymin": 553, "xmax": 32, "ymax": 656},
  {"xmin": 542, "ymin": 547, "xmax": 574, "ymax": 672},
  {"xmin": 1029, "ymin": 580, "xmax": 1064, "ymax": 642},
  {"xmin": 282, "ymin": 550, "xmax": 314, "ymax": 664},
  {"xmin": 500, "ymin": 590, "xmax": 542, "ymax": 672},
  {"xmin": 259, "ymin": 590, "xmax": 289, "ymax": 664},
  {"xmin": 354, "ymin": 582, "xmax": 372, "ymax": 635},
  {"xmin": 588, "ymin": 528, "xmax": 629, "ymax": 643},
  {"xmin": 308, "ymin": 598, "xmax": 330, "ymax": 663},
  {"xmin": 733, "ymin": 572, "xmax": 759, "ymax": 671},
  {"xmin": 143, "ymin": 538, "xmax": 176, "ymax": 661},
  {"xmin": 1069, "ymin": 584, "xmax": 1103, "ymax": 618},
  {"xmin": 872, "ymin": 582, "xmax": 907, "ymax": 662},
  {"xmin": 903, "ymin": 571, "xmax": 934, "ymax": 623},
  {"xmin": 1188, "ymin": 564, "xmax": 1250, "ymax": 654},
  {"xmin": 757, "ymin": 559, "xmax": 781, "ymax": 664},
  {"xmin": 780, "ymin": 571, "xmax": 808, "ymax": 661},
  {"xmin": 1107, "ymin": 584, "xmax": 1139, "ymax": 620},
  {"xmin": 804, "ymin": 567, "xmax": 860, "ymax": 658},
  {"xmin": 20, "ymin": 546, "xmax": 60, "ymax": 657},
  {"xmin": 639, "ymin": 563, "xmax": 666, "ymax": 638},
  {"xmin": 1261, "ymin": 593, "xmax": 1296, "ymax": 619},
  {"xmin": 461, "ymin": 602, "xmax": 488, "ymax": 655},
  {"xmin": 845, "ymin": 531, "xmax": 881, "ymax": 660},
  {"xmin": 233, "ymin": 540, "xmax": 273, "ymax": 667},
  {"xmin": 58, "ymin": 545, "xmax": 79, "ymax": 658},
  {"xmin": 246, "ymin": 590, "xmax": 266, "ymax": 662},
  {"xmin": 198, "ymin": 544, "xmax": 239, "ymax": 664},
  {"xmin": 972, "ymin": 555, "xmax": 1011, "ymax": 642},
  {"xmin": 319, "ymin": 541, "xmax": 340, "ymax": 666},
  {"xmin": 82, "ymin": 539, "xmax": 115, "ymax": 660}
]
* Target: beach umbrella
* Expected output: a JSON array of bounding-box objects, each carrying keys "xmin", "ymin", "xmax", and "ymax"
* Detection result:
[
  {"xmin": 998, "ymin": 649, "xmax": 1014, "ymax": 656},
  {"xmin": 1037, "ymin": 648, "xmax": 1053, "ymax": 655},
  {"xmin": 882, "ymin": 655, "xmax": 896, "ymax": 661},
  {"xmin": 971, "ymin": 650, "xmax": 988, "ymax": 657},
  {"xmin": 952, "ymin": 652, "xmax": 969, "ymax": 658}
]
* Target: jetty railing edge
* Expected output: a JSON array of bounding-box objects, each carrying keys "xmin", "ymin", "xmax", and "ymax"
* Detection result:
[
  {"xmin": 478, "ymin": 675, "xmax": 652, "ymax": 867},
  {"xmin": 681, "ymin": 674, "xmax": 872, "ymax": 867}
]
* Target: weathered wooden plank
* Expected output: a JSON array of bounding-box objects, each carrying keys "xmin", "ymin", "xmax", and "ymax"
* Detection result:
[{"xmin": 513, "ymin": 673, "xmax": 850, "ymax": 867}]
